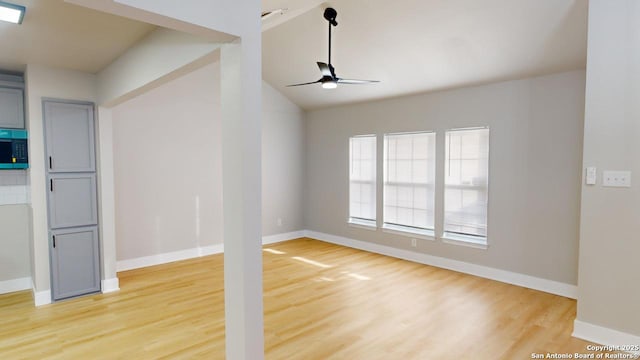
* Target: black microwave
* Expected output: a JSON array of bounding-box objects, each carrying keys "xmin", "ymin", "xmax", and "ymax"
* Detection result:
[{"xmin": 0, "ymin": 129, "xmax": 28, "ymax": 169}]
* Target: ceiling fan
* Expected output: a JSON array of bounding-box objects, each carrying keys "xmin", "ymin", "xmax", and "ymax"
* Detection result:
[{"xmin": 287, "ymin": 7, "xmax": 380, "ymax": 89}]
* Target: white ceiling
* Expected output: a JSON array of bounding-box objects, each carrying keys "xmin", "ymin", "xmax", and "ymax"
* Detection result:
[
  {"xmin": 0, "ymin": 0, "xmax": 588, "ymax": 110},
  {"xmin": 0, "ymin": 0, "xmax": 155, "ymax": 73},
  {"xmin": 262, "ymin": 0, "xmax": 588, "ymax": 110}
]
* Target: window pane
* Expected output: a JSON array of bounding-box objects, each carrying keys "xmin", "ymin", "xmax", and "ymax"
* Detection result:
[
  {"xmin": 413, "ymin": 209, "xmax": 428, "ymax": 228},
  {"xmin": 413, "ymin": 159, "xmax": 428, "ymax": 183},
  {"xmin": 444, "ymin": 128, "xmax": 489, "ymax": 239},
  {"xmin": 349, "ymin": 136, "xmax": 377, "ymax": 222},
  {"xmin": 384, "ymin": 205, "xmax": 397, "ymax": 224},
  {"xmin": 413, "ymin": 187, "xmax": 428, "ymax": 210},
  {"xmin": 383, "ymin": 132, "xmax": 436, "ymax": 230},
  {"xmin": 394, "ymin": 160, "xmax": 410, "ymax": 182},
  {"xmin": 350, "ymin": 183, "xmax": 361, "ymax": 203}
]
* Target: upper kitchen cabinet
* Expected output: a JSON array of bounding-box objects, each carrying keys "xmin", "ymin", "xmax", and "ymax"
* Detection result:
[{"xmin": 0, "ymin": 73, "xmax": 25, "ymax": 129}]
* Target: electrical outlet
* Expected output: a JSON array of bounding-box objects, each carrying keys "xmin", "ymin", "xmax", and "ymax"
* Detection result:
[
  {"xmin": 603, "ymin": 171, "xmax": 631, "ymax": 188},
  {"xmin": 277, "ymin": 218, "xmax": 283, "ymax": 227},
  {"xmin": 411, "ymin": 238, "xmax": 417, "ymax": 247}
]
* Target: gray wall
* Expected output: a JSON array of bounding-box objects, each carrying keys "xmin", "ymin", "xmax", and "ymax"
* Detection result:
[
  {"xmin": 112, "ymin": 62, "xmax": 223, "ymax": 260},
  {"xmin": 262, "ymin": 81, "xmax": 306, "ymax": 235},
  {"xmin": 305, "ymin": 70, "xmax": 585, "ymax": 285},
  {"xmin": 112, "ymin": 62, "xmax": 306, "ymax": 262},
  {"xmin": 577, "ymin": 0, "xmax": 640, "ymax": 336},
  {"xmin": 0, "ymin": 204, "xmax": 31, "ymax": 282},
  {"xmin": 0, "ymin": 171, "xmax": 30, "ymax": 285}
]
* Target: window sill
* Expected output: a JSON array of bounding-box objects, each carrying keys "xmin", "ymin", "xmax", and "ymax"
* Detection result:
[
  {"xmin": 348, "ymin": 218, "xmax": 377, "ymax": 231},
  {"xmin": 442, "ymin": 233, "xmax": 488, "ymax": 250},
  {"xmin": 382, "ymin": 224, "xmax": 435, "ymax": 241}
]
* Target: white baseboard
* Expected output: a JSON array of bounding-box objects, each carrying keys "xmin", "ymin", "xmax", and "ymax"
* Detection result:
[
  {"xmin": 262, "ymin": 230, "xmax": 307, "ymax": 245},
  {"xmin": 34, "ymin": 289, "xmax": 52, "ymax": 306},
  {"xmin": 199, "ymin": 244, "xmax": 225, "ymax": 256},
  {"xmin": 0, "ymin": 277, "xmax": 32, "ymax": 295},
  {"xmin": 305, "ymin": 230, "xmax": 578, "ymax": 299},
  {"xmin": 101, "ymin": 278, "xmax": 120, "ymax": 293},
  {"xmin": 115, "ymin": 230, "xmax": 307, "ymax": 273},
  {"xmin": 573, "ymin": 320, "xmax": 640, "ymax": 351},
  {"xmin": 116, "ymin": 244, "xmax": 225, "ymax": 272}
]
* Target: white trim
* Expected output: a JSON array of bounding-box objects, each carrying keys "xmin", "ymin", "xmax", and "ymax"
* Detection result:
[
  {"xmin": 442, "ymin": 236, "xmax": 488, "ymax": 250},
  {"xmin": 304, "ymin": 230, "xmax": 577, "ymax": 299},
  {"xmin": 101, "ymin": 278, "xmax": 120, "ymax": 293},
  {"xmin": 381, "ymin": 224, "xmax": 435, "ymax": 240},
  {"xmin": 262, "ymin": 230, "xmax": 306, "ymax": 245},
  {"xmin": 34, "ymin": 289, "xmax": 52, "ymax": 306},
  {"xmin": 0, "ymin": 277, "xmax": 31, "ymax": 294},
  {"xmin": 573, "ymin": 320, "xmax": 640, "ymax": 352},
  {"xmin": 199, "ymin": 244, "xmax": 225, "ymax": 256},
  {"xmin": 447, "ymin": 126, "xmax": 490, "ymax": 132},
  {"xmin": 115, "ymin": 231, "xmax": 306, "ymax": 272},
  {"xmin": 117, "ymin": 244, "xmax": 225, "ymax": 272},
  {"xmin": 347, "ymin": 217, "xmax": 377, "ymax": 229},
  {"xmin": 347, "ymin": 220, "xmax": 377, "ymax": 231}
]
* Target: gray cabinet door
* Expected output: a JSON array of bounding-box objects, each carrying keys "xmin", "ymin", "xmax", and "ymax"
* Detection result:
[
  {"xmin": 43, "ymin": 101, "xmax": 95, "ymax": 173},
  {"xmin": 0, "ymin": 87, "xmax": 24, "ymax": 129},
  {"xmin": 50, "ymin": 227, "xmax": 101, "ymax": 300},
  {"xmin": 48, "ymin": 174, "xmax": 98, "ymax": 229}
]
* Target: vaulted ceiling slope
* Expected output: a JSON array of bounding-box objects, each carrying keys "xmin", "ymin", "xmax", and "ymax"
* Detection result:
[
  {"xmin": 262, "ymin": 0, "xmax": 588, "ymax": 110},
  {"xmin": 0, "ymin": 0, "xmax": 155, "ymax": 73}
]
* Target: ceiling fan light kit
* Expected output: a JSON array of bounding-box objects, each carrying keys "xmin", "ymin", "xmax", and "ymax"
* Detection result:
[
  {"xmin": 287, "ymin": 7, "xmax": 379, "ymax": 89},
  {"xmin": 321, "ymin": 80, "xmax": 338, "ymax": 89}
]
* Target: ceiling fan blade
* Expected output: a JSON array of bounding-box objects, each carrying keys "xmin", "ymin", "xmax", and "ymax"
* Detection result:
[
  {"xmin": 286, "ymin": 79, "xmax": 322, "ymax": 87},
  {"xmin": 337, "ymin": 78, "xmax": 380, "ymax": 85},
  {"xmin": 317, "ymin": 62, "xmax": 333, "ymax": 77}
]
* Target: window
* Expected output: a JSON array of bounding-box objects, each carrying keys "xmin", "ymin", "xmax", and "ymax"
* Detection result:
[
  {"xmin": 444, "ymin": 128, "xmax": 490, "ymax": 243},
  {"xmin": 383, "ymin": 132, "xmax": 436, "ymax": 235},
  {"xmin": 349, "ymin": 135, "xmax": 377, "ymax": 226}
]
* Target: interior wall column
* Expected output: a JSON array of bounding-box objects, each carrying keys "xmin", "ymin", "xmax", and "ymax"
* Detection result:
[
  {"xmin": 24, "ymin": 64, "xmax": 51, "ymax": 306},
  {"xmin": 220, "ymin": 35, "xmax": 264, "ymax": 360},
  {"xmin": 96, "ymin": 106, "xmax": 119, "ymax": 292}
]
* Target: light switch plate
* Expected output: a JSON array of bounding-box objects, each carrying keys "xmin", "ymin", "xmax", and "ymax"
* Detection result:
[
  {"xmin": 586, "ymin": 167, "xmax": 597, "ymax": 185},
  {"xmin": 603, "ymin": 170, "xmax": 631, "ymax": 188}
]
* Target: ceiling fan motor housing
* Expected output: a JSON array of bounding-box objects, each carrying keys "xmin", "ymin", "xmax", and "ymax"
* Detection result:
[{"xmin": 324, "ymin": 7, "xmax": 338, "ymax": 26}]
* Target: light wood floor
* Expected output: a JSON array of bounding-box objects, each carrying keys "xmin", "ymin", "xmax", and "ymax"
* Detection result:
[{"xmin": 0, "ymin": 238, "xmax": 616, "ymax": 359}]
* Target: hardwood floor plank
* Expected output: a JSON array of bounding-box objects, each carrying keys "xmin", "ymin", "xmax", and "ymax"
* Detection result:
[{"xmin": 0, "ymin": 238, "xmax": 625, "ymax": 359}]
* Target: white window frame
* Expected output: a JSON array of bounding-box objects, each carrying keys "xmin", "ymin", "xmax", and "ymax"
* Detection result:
[
  {"xmin": 348, "ymin": 134, "xmax": 377, "ymax": 229},
  {"xmin": 442, "ymin": 127, "xmax": 490, "ymax": 248},
  {"xmin": 382, "ymin": 131, "xmax": 436, "ymax": 239}
]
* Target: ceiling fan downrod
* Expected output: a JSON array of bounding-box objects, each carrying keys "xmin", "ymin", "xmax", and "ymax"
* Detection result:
[{"xmin": 324, "ymin": 7, "xmax": 338, "ymax": 66}]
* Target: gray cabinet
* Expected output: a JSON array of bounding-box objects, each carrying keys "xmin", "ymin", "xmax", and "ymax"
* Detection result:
[
  {"xmin": 43, "ymin": 99, "xmax": 100, "ymax": 302},
  {"xmin": 0, "ymin": 87, "xmax": 25, "ymax": 129},
  {"xmin": 44, "ymin": 101, "xmax": 96, "ymax": 172},
  {"xmin": 50, "ymin": 227, "xmax": 100, "ymax": 300},
  {"xmin": 48, "ymin": 174, "xmax": 98, "ymax": 229}
]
